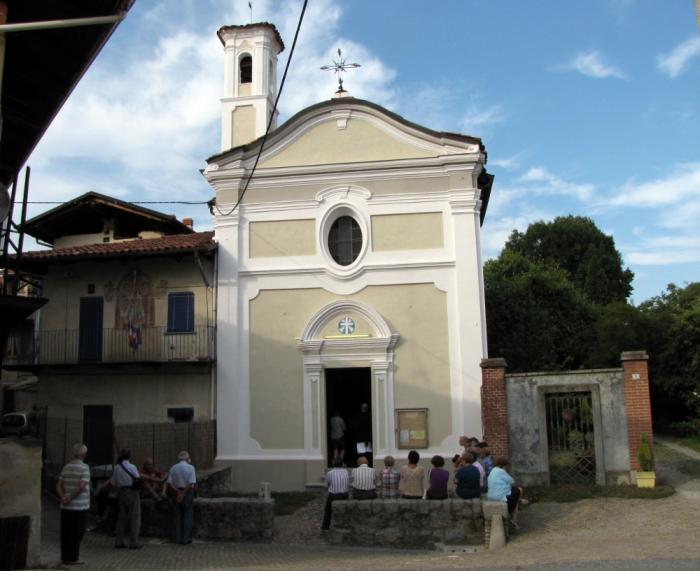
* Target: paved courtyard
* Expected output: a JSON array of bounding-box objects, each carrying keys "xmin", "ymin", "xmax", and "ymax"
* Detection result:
[{"xmin": 39, "ymin": 442, "xmax": 700, "ymax": 570}]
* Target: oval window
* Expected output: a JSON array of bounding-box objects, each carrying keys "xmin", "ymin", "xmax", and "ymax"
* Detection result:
[{"xmin": 328, "ymin": 216, "xmax": 362, "ymax": 266}]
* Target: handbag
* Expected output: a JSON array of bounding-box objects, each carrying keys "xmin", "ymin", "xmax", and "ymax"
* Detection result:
[{"xmin": 118, "ymin": 462, "xmax": 142, "ymax": 491}]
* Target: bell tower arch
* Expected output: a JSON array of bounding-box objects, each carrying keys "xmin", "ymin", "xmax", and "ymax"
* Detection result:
[{"xmin": 217, "ymin": 23, "xmax": 284, "ymax": 151}]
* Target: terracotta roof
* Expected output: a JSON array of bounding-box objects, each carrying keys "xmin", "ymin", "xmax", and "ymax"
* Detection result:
[
  {"xmin": 217, "ymin": 22, "xmax": 285, "ymax": 52},
  {"xmin": 19, "ymin": 231, "xmax": 215, "ymax": 263}
]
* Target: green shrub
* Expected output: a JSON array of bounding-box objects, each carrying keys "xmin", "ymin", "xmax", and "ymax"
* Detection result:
[
  {"xmin": 668, "ymin": 420, "xmax": 700, "ymax": 438},
  {"xmin": 638, "ymin": 433, "xmax": 654, "ymax": 472}
]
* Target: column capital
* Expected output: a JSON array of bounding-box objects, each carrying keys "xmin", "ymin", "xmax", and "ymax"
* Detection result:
[
  {"xmin": 620, "ymin": 350, "xmax": 649, "ymax": 362},
  {"xmin": 480, "ymin": 357, "xmax": 507, "ymax": 369}
]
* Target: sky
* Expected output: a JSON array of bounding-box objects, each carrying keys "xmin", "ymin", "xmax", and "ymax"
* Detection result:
[{"xmin": 23, "ymin": 0, "xmax": 700, "ymax": 303}]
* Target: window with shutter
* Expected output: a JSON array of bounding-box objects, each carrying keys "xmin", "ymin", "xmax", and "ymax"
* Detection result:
[{"xmin": 167, "ymin": 292, "xmax": 194, "ymax": 333}]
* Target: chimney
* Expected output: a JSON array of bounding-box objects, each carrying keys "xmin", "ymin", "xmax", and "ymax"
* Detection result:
[{"xmin": 183, "ymin": 218, "xmax": 194, "ymax": 229}]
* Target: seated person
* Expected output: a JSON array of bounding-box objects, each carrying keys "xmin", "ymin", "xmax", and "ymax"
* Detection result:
[
  {"xmin": 487, "ymin": 457, "xmax": 524, "ymax": 529},
  {"xmin": 426, "ymin": 455, "xmax": 449, "ymax": 500},
  {"xmin": 400, "ymin": 450, "xmax": 425, "ymax": 499},
  {"xmin": 479, "ymin": 443, "xmax": 494, "ymax": 478},
  {"xmin": 141, "ymin": 458, "xmax": 166, "ymax": 500},
  {"xmin": 379, "ymin": 456, "xmax": 401, "ymax": 499},
  {"xmin": 454, "ymin": 451, "xmax": 481, "ymax": 499},
  {"xmin": 321, "ymin": 457, "xmax": 349, "ymax": 531},
  {"xmin": 351, "ymin": 456, "xmax": 377, "ymax": 499}
]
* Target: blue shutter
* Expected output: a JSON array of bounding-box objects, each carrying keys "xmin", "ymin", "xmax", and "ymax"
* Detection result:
[{"xmin": 167, "ymin": 292, "xmax": 194, "ymax": 332}]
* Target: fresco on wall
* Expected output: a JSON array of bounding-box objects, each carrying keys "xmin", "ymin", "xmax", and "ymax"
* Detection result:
[{"xmin": 115, "ymin": 269, "xmax": 155, "ymax": 349}]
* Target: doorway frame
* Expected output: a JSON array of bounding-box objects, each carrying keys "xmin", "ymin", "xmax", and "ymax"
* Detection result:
[{"xmin": 297, "ymin": 300, "xmax": 399, "ymax": 463}]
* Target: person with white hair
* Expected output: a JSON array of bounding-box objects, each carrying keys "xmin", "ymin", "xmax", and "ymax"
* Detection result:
[
  {"xmin": 56, "ymin": 443, "xmax": 91, "ymax": 565},
  {"xmin": 167, "ymin": 450, "xmax": 197, "ymax": 544}
]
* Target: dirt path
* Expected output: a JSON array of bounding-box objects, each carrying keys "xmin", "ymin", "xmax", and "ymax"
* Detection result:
[{"xmin": 656, "ymin": 437, "xmax": 700, "ymax": 462}]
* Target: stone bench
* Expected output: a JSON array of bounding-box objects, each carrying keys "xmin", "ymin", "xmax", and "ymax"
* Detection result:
[
  {"xmin": 140, "ymin": 497, "xmax": 274, "ymax": 541},
  {"xmin": 330, "ymin": 498, "xmax": 499, "ymax": 549}
]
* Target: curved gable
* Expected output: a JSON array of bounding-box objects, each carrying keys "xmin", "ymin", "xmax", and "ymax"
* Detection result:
[{"xmin": 260, "ymin": 113, "xmax": 437, "ymax": 168}]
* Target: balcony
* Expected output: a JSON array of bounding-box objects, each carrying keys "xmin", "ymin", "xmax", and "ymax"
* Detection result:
[{"xmin": 4, "ymin": 325, "xmax": 216, "ymax": 367}]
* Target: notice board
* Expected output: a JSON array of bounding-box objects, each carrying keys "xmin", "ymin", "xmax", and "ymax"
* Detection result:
[{"xmin": 396, "ymin": 408, "xmax": 429, "ymax": 449}]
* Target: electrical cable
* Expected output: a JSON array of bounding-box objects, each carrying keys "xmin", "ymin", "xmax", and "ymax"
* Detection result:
[
  {"xmin": 25, "ymin": 200, "xmax": 209, "ymax": 205},
  {"xmin": 213, "ymin": 0, "xmax": 309, "ymax": 217}
]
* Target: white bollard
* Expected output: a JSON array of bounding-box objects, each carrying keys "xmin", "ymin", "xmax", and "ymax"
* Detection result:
[
  {"xmin": 488, "ymin": 514, "xmax": 506, "ymax": 549},
  {"xmin": 259, "ymin": 481, "xmax": 271, "ymax": 500}
]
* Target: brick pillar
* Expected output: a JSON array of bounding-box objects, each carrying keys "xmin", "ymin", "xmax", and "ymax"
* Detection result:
[
  {"xmin": 480, "ymin": 358, "xmax": 509, "ymax": 460},
  {"xmin": 621, "ymin": 350, "xmax": 654, "ymax": 470}
]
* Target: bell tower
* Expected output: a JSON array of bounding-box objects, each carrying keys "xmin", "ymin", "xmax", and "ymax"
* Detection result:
[{"xmin": 217, "ymin": 23, "xmax": 285, "ymax": 151}]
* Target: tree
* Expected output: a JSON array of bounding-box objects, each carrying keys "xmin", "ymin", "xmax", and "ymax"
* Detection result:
[
  {"xmin": 504, "ymin": 216, "xmax": 634, "ymax": 305},
  {"xmin": 638, "ymin": 283, "xmax": 700, "ymax": 423},
  {"xmin": 484, "ymin": 250, "xmax": 597, "ymax": 372}
]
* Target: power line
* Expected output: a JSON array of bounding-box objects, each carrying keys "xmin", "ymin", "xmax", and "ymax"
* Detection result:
[{"xmin": 213, "ymin": 0, "xmax": 309, "ymax": 217}]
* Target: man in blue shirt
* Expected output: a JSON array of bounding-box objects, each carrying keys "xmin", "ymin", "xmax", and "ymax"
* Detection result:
[
  {"xmin": 486, "ymin": 457, "xmax": 523, "ymax": 529},
  {"xmin": 167, "ymin": 450, "xmax": 197, "ymax": 544}
]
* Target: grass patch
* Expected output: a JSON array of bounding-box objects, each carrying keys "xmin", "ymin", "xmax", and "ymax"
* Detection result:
[
  {"xmin": 677, "ymin": 437, "xmax": 700, "ymax": 454},
  {"xmin": 655, "ymin": 442, "xmax": 700, "ymax": 477},
  {"xmin": 211, "ymin": 490, "xmax": 318, "ymax": 516},
  {"xmin": 527, "ymin": 483, "xmax": 675, "ymax": 503}
]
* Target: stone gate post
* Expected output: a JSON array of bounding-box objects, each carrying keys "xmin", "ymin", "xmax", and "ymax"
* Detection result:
[{"xmin": 480, "ymin": 358, "xmax": 510, "ymax": 459}]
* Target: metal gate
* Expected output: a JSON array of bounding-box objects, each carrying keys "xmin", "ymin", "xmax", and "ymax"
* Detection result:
[{"xmin": 545, "ymin": 391, "xmax": 596, "ymax": 484}]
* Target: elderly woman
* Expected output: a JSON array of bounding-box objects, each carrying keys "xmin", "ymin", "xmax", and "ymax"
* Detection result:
[
  {"xmin": 454, "ymin": 451, "xmax": 481, "ymax": 499},
  {"xmin": 487, "ymin": 457, "xmax": 524, "ymax": 529},
  {"xmin": 400, "ymin": 450, "xmax": 425, "ymax": 499}
]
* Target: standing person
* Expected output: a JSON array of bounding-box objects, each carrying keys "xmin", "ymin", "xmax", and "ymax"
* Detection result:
[
  {"xmin": 454, "ymin": 451, "xmax": 482, "ymax": 499},
  {"xmin": 470, "ymin": 446, "xmax": 486, "ymax": 490},
  {"xmin": 321, "ymin": 457, "xmax": 349, "ymax": 531},
  {"xmin": 426, "ymin": 455, "xmax": 449, "ymax": 499},
  {"xmin": 479, "ymin": 443, "xmax": 494, "ymax": 478},
  {"xmin": 167, "ymin": 450, "xmax": 197, "ymax": 544},
  {"xmin": 56, "ymin": 443, "xmax": 91, "ymax": 565},
  {"xmin": 111, "ymin": 448, "xmax": 142, "ymax": 549},
  {"xmin": 400, "ymin": 450, "xmax": 425, "ymax": 499},
  {"xmin": 351, "ymin": 456, "xmax": 377, "ymax": 499},
  {"xmin": 378, "ymin": 456, "xmax": 401, "ymax": 499},
  {"xmin": 353, "ymin": 403, "xmax": 373, "ymax": 466},
  {"xmin": 487, "ymin": 457, "xmax": 524, "ymax": 529},
  {"xmin": 329, "ymin": 409, "xmax": 346, "ymax": 466}
]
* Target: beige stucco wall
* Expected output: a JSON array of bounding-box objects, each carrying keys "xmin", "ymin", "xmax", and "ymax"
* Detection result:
[
  {"xmin": 260, "ymin": 118, "xmax": 436, "ymax": 169},
  {"xmin": 36, "ymin": 368, "xmax": 213, "ymax": 423},
  {"xmin": 233, "ymin": 105, "xmax": 255, "ymax": 148},
  {"xmin": 249, "ymin": 219, "xmax": 316, "ymax": 258},
  {"xmin": 248, "ymin": 283, "xmax": 451, "ymax": 450},
  {"xmin": 371, "ymin": 212, "xmax": 444, "ymax": 251},
  {"xmin": 40, "ymin": 256, "xmax": 214, "ymax": 333},
  {"xmin": 215, "ymin": 169, "xmax": 452, "ymax": 207}
]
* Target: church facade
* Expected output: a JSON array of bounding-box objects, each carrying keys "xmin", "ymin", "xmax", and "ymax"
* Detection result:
[{"xmin": 206, "ymin": 23, "xmax": 494, "ymax": 490}]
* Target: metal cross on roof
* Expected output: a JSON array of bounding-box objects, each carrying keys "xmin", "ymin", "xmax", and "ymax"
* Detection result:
[{"xmin": 320, "ymin": 49, "xmax": 361, "ymax": 94}]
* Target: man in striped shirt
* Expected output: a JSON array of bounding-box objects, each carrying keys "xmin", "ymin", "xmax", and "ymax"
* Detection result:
[
  {"xmin": 321, "ymin": 458, "xmax": 349, "ymax": 531},
  {"xmin": 351, "ymin": 456, "xmax": 377, "ymax": 499},
  {"xmin": 56, "ymin": 443, "xmax": 91, "ymax": 565}
]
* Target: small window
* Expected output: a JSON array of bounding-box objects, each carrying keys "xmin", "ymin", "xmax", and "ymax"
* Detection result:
[
  {"xmin": 167, "ymin": 407, "xmax": 194, "ymax": 423},
  {"xmin": 328, "ymin": 216, "xmax": 362, "ymax": 266},
  {"xmin": 167, "ymin": 292, "xmax": 194, "ymax": 333},
  {"xmin": 240, "ymin": 55, "xmax": 252, "ymax": 84}
]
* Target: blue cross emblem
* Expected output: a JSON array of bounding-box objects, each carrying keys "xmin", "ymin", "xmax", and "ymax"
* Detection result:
[{"xmin": 338, "ymin": 316, "xmax": 355, "ymax": 335}]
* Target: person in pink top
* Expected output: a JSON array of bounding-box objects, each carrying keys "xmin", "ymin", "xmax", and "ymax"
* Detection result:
[{"xmin": 470, "ymin": 446, "xmax": 486, "ymax": 490}]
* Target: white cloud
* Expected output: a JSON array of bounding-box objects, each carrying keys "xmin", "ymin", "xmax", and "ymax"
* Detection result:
[
  {"xmin": 626, "ymin": 234, "xmax": 700, "ymax": 265},
  {"xmin": 461, "ymin": 103, "xmax": 506, "ymax": 133},
  {"xmin": 489, "ymin": 152, "xmax": 524, "ymax": 170},
  {"xmin": 605, "ymin": 162, "xmax": 700, "ymax": 209},
  {"xmin": 556, "ymin": 50, "xmax": 627, "ymax": 79},
  {"xmin": 518, "ymin": 167, "xmax": 595, "ymax": 200},
  {"xmin": 657, "ymin": 36, "xmax": 700, "ymax": 79}
]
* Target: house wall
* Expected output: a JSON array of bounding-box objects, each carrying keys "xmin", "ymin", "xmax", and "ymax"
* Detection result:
[
  {"xmin": 29, "ymin": 253, "xmax": 216, "ymax": 425},
  {"xmin": 371, "ymin": 212, "xmax": 444, "ymax": 251},
  {"xmin": 40, "ymin": 255, "xmax": 214, "ymax": 332},
  {"xmin": 36, "ymin": 365, "xmax": 213, "ymax": 423}
]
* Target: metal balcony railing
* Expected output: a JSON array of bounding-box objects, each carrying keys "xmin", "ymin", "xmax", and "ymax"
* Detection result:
[{"xmin": 4, "ymin": 325, "xmax": 216, "ymax": 366}]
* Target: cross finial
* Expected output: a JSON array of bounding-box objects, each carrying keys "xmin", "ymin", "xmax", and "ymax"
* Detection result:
[{"xmin": 320, "ymin": 48, "xmax": 361, "ymax": 95}]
